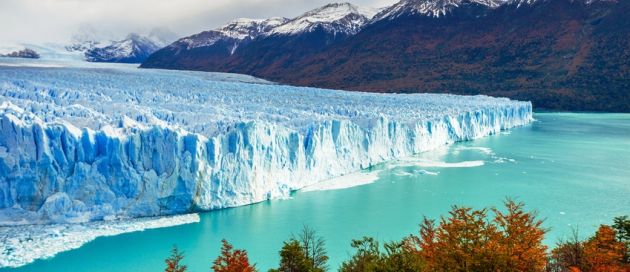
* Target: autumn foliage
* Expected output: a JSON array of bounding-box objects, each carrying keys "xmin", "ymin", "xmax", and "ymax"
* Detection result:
[
  {"xmin": 405, "ymin": 199, "xmax": 547, "ymax": 271},
  {"xmin": 164, "ymin": 246, "xmax": 187, "ymax": 272},
  {"xmin": 212, "ymin": 239, "xmax": 256, "ymax": 272},
  {"xmin": 166, "ymin": 201, "xmax": 630, "ymax": 272},
  {"xmin": 582, "ymin": 225, "xmax": 628, "ymax": 272},
  {"xmin": 493, "ymin": 201, "xmax": 548, "ymax": 271},
  {"xmin": 550, "ymin": 225, "xmax": 630, "ymax": 272}
]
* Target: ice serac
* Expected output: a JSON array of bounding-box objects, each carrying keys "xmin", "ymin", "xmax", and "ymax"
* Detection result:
[{"xmin": 0, "ymin": 64, "xmax": 533, "ymax": 225}]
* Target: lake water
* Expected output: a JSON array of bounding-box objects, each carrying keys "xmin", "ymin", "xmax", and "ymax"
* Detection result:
[{"xmin": 3, "ymin": 113, "xmax": 629, "ymax": 272}]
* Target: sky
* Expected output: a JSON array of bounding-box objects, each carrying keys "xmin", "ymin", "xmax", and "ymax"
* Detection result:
[{"xmin": 0, "ymin": 0, "xmax": 398, "ymax": 45}]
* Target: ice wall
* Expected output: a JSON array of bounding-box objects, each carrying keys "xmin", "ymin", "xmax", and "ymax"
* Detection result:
[{"xmin": 0, "ymin": 64, "xmax": 533, "ymax": 225}]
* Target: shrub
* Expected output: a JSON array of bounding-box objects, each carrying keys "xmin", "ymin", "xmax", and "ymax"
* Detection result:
[
  {"xmin": 212, "ymin": 239, "xmax": 256, "ymax": 272},
  {"xmin": 164, "ymin": 246, "xmax": 187, "ymax": 272}
]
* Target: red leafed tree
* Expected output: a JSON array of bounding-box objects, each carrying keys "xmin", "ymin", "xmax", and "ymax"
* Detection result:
[
  {"xmin": 493, "ymin": 200, "xmax": 548, "ymax": 271},
  {"xmin": 212, "ymin": 239, "xmax": 257, "ymax": 272},
  {"xmin": 583, "ymin": 225, "xmax": 628, "ymax": 272},
  {"xmin": 165, "ymin": 246, "xmax": 187, "ymax": 272},
  {"xmin": 411, "ymin": 206, "xmax": 505, "ymax": 271},
  {"xmin": 406, "ymin": 200, "xmax": 548, "ymax": 271}
]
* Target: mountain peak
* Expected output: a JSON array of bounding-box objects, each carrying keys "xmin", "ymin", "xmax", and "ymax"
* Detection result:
[
  {"xmin": 219, "ymin": 17, "xmax": 289, "ymax": 39},
  {"xmin": 374, "ymin": 0, "xmax": 508, "ymax": 20},
  {"xmin": 270, "ymin": 2, "xmax": 374, "ymax": 35}
]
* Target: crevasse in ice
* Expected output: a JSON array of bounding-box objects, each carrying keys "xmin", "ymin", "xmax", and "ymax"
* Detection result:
[{"xmin": 0, "ymin": 65, "xmax": 533, "ymax": 225}]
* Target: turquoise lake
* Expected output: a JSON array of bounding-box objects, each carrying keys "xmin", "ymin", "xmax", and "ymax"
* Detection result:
[{"xmin": 3, "ymin": 113, "xmax": 630, "ymax": 272}]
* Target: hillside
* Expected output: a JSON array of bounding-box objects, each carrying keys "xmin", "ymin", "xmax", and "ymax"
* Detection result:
[{"xmin": 142, "ymin": 0, "xmax": 630, "ymax": 112}]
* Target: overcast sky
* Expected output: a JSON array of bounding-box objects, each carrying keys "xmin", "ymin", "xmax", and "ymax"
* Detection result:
[{"xmin": 0, "ymin": 0, "xmax": 398, "ymax": 45}]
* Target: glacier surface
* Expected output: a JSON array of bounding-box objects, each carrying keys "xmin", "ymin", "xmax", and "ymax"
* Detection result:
[{"xmin": 0, "ymin": 62, "xmax": 532, "ymax": 225}]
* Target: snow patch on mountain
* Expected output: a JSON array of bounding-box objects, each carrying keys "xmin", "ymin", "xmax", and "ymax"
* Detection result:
[
  {"xmin": 179, "ymin": 17, "xmax": 288, "ymax": 50},
  {"xmin": 374, "ymin": 0, "xmax": 507, "ymax": 19},
  {"xmin": 66, "ymin": 27, "xmax": 178, "ymax": 63},
  {"xmin": 84, "ymin": 34, "xmax": 163, "ymax": 63},
  {"xmin": 270, "ymin": 3, "xmax": 376, "ymax": 35},
  {"xmin": 173, "ymin": 2, "xmax": 378, "ymax": 53}
]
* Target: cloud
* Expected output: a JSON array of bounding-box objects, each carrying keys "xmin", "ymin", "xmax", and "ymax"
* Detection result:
[{"xmin": 0, "ymin": 0, "xmax": 398, "ymax": 45}]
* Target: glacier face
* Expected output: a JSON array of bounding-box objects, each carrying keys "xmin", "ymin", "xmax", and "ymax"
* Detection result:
[{"xmin": 0, "ymin": 63, "xmax": 532, "ymax": 225}]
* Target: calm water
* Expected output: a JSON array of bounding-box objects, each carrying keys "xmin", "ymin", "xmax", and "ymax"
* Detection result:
[{"xmin": 4, "ymin": 113, "xmax": 630, "ymax": 272}]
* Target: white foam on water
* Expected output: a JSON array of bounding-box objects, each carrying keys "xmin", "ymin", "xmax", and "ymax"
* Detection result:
[
  {"xmin": 416, "ymin": 169, "xmax": 440, "ymax": 175},
  {"xmin": 0, "ymin": 213, "xmax": 200, "ymax": 268},
  {"xmin": 453, "ymin": 146, "xmax": 494, "ymax": 156},
  {"xmin": 393, "ymin": 158, "xmax": 485, "ymax": 168},
  {"xmin": 454, "ymin": 146, "xmax": 517, "ymax": 164},
  {"xmin": 412, "ymin": 160, "xmax": 485, "ymax": 168},
  {"xmin": 494, "ymin": 157, "xmax": 517, "ymax": 163},
  {"xmin": 300, "ymin": 170, "xmax": 381, "ymax": 192},
  {"xmin": 393, "ymin": 168, "xmax": 440, "ymax": 177}
]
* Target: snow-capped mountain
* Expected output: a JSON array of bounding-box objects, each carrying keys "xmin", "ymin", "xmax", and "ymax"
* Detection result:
[
  {"xmin": 67, "ymin": 28, "xmax": 178, "ymax": 63},
  {"xmin": 270, "ymin": 3, "xmax": 376, "ymax": 36},
  {"xmin": 85, "ymin": 33, "xmax": 162, "ymax": 63},
  {"xmin": 167, "ymin": 2, "xmax": 375, "ymax": 54},
  {"xmin": 373, "ymin": 0, "xmax": 506, "ymax": 19},
  {"xmin": 142, "ymin": 0, "xmax": 630, "ymax": 112},
  {"xmin": 178, "ymin": 17, "xmax": 288, "ymax": 52},
  {"xmin": 142, "ymin": 2, "xmax": 378, "ymax": 70}
]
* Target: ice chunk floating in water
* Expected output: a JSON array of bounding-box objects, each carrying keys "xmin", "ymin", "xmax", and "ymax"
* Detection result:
[
  {"xmin": 0, "ymin": 213, "xmax": 200, "ymax": 268},
  {"xmin": 0, "ymin": 64, "xmax": 533, "ymax": 225}
]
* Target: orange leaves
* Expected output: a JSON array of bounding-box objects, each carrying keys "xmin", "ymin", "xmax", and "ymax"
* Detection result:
[
  {"xmin": 550, "ymin": 225, "xmax": 630, "ymax": 272},
  {"xmin": 212, "ymin": 239, "xmax": 257, "ymax": 272},
  {"xmin": 493, "ymin": 200, "xmax": 548, "ymax": 271},
  {"xmin": 409, "ymin": 199, "xmax": 547, "ymax": 271},
  {"xmin": 164, "ymin": 246, "xmax": 187, "ymax": 272},
  {"xmin": 583, "ymin": 226, "xmax": 628, "ymax": 272},
  {"xmin": 181, "ymin": 202, "xmax": 630, "ymax": 272}
]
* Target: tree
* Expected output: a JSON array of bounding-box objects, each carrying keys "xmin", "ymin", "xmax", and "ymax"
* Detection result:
[
  {"xmin": 212, "ymin": 239, "xmax": 256, "ymax": 272},
  {"xmin": 549, "ymin": 229, "xmax": 587, "ymax": 272},
  {"xmin": 339, "ymin": 237, "xmax": 424, "ymax": 272},
  {"xmin": 297, "ymin": 225, "xmax": 329, "ymax": 271},
  {"xmin": 406, "ymin": 200, "xmax": 547, "ymax": 271},
  {"xmin": 613, "ymin": 216, "xmax": 630, "ymax": 261},
  {"xmin": 613, "ymin": 216, "xmax": 630, "ymax": 243},
  {"xmin": 270, "ymin": 225, "xmax": 328, "ymax": 272},
  {"xmin": 583, "ymin": 225, "xmax": 627, "ymax": 272},
  {"xmin": 410, "ymin": 206, "xmax": 505, "ymax": 271},
  {"xmin": 339, "ymin": 237, "xmax": 384, "ymax": 272},
  {"xmin": 493, "ymin": 199, "xmax": 548, "ymax": 271},
  {"xmin": 165, "ymin": 246, "xmax": 187, "ymax": 272},
  {"xmin": 270, "ymin": 239, "xmax": 318, "ymax": 272},
  {"xmin": 381, "ymin": 240, "xmax": 425, "ymax": 272}
]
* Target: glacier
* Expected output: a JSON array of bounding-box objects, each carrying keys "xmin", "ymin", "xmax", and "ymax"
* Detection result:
[{"xmin": 0, "ymin": 61, "xmax": 533, "ymax": 225}]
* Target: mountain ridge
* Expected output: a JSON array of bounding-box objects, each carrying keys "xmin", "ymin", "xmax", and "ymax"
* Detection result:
[
  {"xmin": 141, "ymin": 0, "xmax": 630, "ymax": 112},
  {"xmin": 67, "ymin": 28, "xmax": 178, "ymax": 63},
  {"xmin": 141, "ymin": 2, "xmax": 374, "ymax": 70}
]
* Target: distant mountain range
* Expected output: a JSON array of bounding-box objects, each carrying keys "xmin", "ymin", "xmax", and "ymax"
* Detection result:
[
  {"xmin": 141, "ymin": 0, "xmax": 630, "ymax": 112},
  {"xmin": 142, "ymin": 3, "xmax": 376, "ymax": 71},
  {"xmin": 67, "ymin": 28, "xmax": 178, "ymax": 63},
  {"xmin": 0, "ymin": 48, "xmax": 40, "ymax": 59}
]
